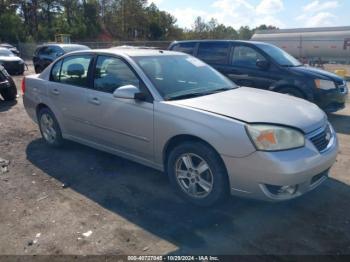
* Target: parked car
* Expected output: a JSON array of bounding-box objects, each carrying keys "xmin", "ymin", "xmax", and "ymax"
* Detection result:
[
  {"xmin": 23, "ymin": 49, "xmax": 338, "ymax": 206},
  {"xmin": 0, "ymin": 65, "xmax": 17, "ymax": 101},
  {"xmin": 168, "ymin": 40, "xmax": 348, "ymax": 113},
  {"xmin": 0, "ymin": 47, "xmax": 25, "ymax": 75},
  {"xmin": 33, "ymin": 44, "xmax": 90, "ymax": 73},
  {"xmin": 0, "ymin": 43, "xmax": 20, "ymax": 56}
]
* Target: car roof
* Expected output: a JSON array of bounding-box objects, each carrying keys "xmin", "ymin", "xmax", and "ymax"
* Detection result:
[
  {"xmin": 0, "ymin": 47, "xmax": 11, "ymax": 51},
  {"xmin": 70, "ymin": 48, "xmax": 186, "ymax": 57},
  {"xmin": 170, "ymin": 39, "xmax": 269, "ymax": 46},
  {"xmin": 0, "ymin": 43, "xmax": 13, "ymax": 47},
  {"xmin": 38, "ymin": 43, "xmax": 88, "ymax": 48}
]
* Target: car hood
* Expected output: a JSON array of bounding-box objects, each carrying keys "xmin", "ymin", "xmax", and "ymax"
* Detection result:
[
  {"xmin": 290, "ymin": 66, "xmax": 344, "ymax": 83},
  {"xmin": 171, "ymin": 87, "xmax": 326, "ymax": 134},
  {"xmin": 0, "ymin": 56, "xmax": 23, "ymax": 62}
]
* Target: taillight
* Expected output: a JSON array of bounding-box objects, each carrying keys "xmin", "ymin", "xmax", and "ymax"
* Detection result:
[{"xmin": 21, "ymin": 77, "xmax": 26, "ymax": 94}]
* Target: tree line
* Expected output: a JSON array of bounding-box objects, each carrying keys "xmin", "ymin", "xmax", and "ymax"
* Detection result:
[{"xmin": 0, "ymin": 0, "xmax": 277, "ymax": 43}]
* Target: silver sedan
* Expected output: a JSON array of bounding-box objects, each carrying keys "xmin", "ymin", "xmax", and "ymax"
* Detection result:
[{"xmin": 23, "ymin": 49, "xmax": 338, "ymax": 206}]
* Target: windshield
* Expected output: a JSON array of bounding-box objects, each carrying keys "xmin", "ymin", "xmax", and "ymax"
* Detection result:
[
  {"xmin": 134, "ymin": 55, "xmax": 236, "ymax": 100},
  {"xmin": 0, "ymin": 49, "xmax": 14, "ymax": 57},
  {"xmin": 259, "ymin": 44, "xmax": 302, "ymax": 67}
]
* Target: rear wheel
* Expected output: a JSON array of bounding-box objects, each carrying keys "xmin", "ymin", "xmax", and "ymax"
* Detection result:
[
  {"xmin": 38, "ymin": 108, "xmax": 64, "ymax": 147},
  {"xmin": 167, "ymin": 141, "xmax": 229, "ymax": 206},
  {"xmin": 0, "ymin": 84, "xmax": 17, "ymax": 101},
  {"xmin": 277, "ymin": 87, "xmax": 305, "ymax": 99}
]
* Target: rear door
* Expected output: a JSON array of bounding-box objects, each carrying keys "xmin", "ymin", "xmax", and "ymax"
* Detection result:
[{"xmin": 47, "ymin": 54, "xmax": 95, "ymax": 139}]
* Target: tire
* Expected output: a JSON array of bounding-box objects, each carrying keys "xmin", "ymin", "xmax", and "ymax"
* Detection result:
[
  {"xmin": 38, "ymin": 108, "xmax": 64, "ymax": 147},
  {"xmin": 277, "ymin": 87, "xmax": 305, "ymax": 99},
  {"xmin": 1, "ymin": 85, "xmax": 17, "ymax": 101},
  {"xmin": 167, "ymin": 141, "xmax": 229, "ymax": 207}
]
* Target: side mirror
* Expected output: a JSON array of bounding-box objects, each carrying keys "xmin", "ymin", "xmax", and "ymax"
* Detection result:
[
  {"xmin": 113, "ymin": 85, "xmax": 146, "ymax": 101},
  {"xmin": 256, "ymin": 60, "xmax": 270, "ymax": 70}
]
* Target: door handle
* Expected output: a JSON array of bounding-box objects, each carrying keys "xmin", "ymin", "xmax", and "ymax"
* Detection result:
[
  {"xmin": 51, "ymin": 89, "xmax": 60, "ymax": 95},
  {"xmin": 89, "ymin": 97, "xmax": 101, "ymax": 105}
]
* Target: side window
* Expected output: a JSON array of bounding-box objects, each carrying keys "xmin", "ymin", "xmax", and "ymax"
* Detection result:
[
  {"xmin": 94, "ymin": 56, "xmax": 140, "ymax": 94},
  {"xmin": 231, "ymin": 46, "xmax": 266, "ymax": 68},
  {"xmin": 172, "ymin": 42, "xmax": 196, "ymax": 55},
  {"xmin": 197, "ymin": 42, "xmax": 230, "ymax": 64},
  {"xmin": 49, "ymin": 46, "xmax": 63, "ymax": 58},
  {"xmin": 37, "ymin": 47, "xmax": 48, "ymax": 56},
  {"xmin": 59, "ymin": 55, "xmax": 92, "ymax": 87},
  {"xmin": 51, "ymin": 60, "xmax": 62, "ymax": 82}
]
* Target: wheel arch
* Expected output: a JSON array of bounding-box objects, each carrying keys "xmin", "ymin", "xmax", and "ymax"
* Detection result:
[
  {"xmin": 162, "ymin": 134, "xmax": 228, "ymax": 175},
  {"xmin": 36, "ymin": 103, "xmax": 50, "ymax": 118}
]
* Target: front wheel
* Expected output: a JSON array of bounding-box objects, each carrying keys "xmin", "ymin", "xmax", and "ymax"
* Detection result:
[
  {"xmin": 38, "ymin": 108, "xmax": 64, "ymax": 147},
  {"xmin": 167, "ymin": 142, "xmax": 229, "ymax": 206}
]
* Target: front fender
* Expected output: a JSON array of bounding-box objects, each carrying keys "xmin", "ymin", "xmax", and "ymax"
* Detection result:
[
  {"xmin": 269, "ymin": 78, "xmax": 315, "ymax": 102},
  {"xmin": 153, "ymin": 102, "xmax": 256, "ymax": 166}
]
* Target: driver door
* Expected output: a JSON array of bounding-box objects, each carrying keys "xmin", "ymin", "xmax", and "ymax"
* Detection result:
[
  {"xmin": 226, "ymin": 45, "xmax": 275, "ymax": 89},
  {"xmin": 85, "ymin": 55, "xmax": 154, "ymax": 160}
]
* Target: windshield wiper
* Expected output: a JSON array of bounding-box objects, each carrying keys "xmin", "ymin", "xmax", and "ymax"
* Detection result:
[
  {"xmin": 204, "ymin": 87, "xmax": 234, "ymax": 94},
  {"xmin": 282, "ymin": 64, "xmax": 302, "ymax": 67},
  {"xmin": 166, "ymin": 87, "xmax": 234, "ymax": 101},
  {"xmin": 166, "ymin": 92, "xmax": 208, "ymax": 101}
]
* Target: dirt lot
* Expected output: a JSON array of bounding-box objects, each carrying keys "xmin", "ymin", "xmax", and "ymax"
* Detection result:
[{"xmin": 0, "ymin": 63, "xmax": 350, "ymax": 255}]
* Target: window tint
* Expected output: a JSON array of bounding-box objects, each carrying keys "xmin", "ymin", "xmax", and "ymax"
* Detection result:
[
  {"xmin": 51, "ymin": 60, "xmax": 62, "ymax": 82},
  {"xmin": 172, "ymin": 42, "xmax": 196, "ymax": 55},
  {"xmin": 59, "ymin": 55, "xmax": 92, "ymax": 87},
  {"xmin": 48, "ymin": 46, "xmax": 63, "ymax": 58},
  {"xmin": 197, "ymin": 42, "xmax": 230, "ymax": 64},
  {"xmin": 231, "ymin": 46, "xmax": 266, "ymax": 68},
  {"xmin": 37, "ymin": 47, "xmax": 47, "ymax": 56},
  {"xmin": 94, "ymin": 56, "xmax": 140, "ymax": 93}
]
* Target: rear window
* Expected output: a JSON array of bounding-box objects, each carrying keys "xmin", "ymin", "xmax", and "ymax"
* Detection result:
[
  {"xmin": 61, "ymin": 45, "xmax": 90, "ymax": 53},
  {"xmin": 171, "ymin": 42, "xmax": 196, "ymax": 55},
  {"xmin": 197, "ymin": 42, "xmax": 230, "ymax": 64}
]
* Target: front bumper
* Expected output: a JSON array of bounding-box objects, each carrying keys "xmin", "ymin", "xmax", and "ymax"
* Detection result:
[
  {"xmin": 222, "ymin": 125, "xmax": 338, "ymax": 201},
  {"xmin": 315, "ymin": 83, "xmax": 348, "ymax": 113}
]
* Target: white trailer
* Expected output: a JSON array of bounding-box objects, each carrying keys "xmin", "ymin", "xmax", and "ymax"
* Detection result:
[{"xmin": 251, "ymin": 26, "xmax": 350, "ymax": 65}]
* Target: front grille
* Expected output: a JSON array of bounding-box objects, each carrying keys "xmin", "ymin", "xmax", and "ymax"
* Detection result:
[{"xmin": 310, "ymin": 125, "xmax": 332, "ymax": 152}]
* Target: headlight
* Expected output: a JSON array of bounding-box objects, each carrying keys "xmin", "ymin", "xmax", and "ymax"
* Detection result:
[
  {"xmin": 315, "ymin": 79, "xmax": 336, "ymax": 90},
  {"xmin": 246, "ymin": 124, "xmax": 305, "ymax": 151}
]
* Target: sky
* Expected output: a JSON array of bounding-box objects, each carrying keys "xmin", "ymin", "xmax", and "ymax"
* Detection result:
[{"xmin": 149, "ymin": 0, "xmax": 350, "ymax": 30}]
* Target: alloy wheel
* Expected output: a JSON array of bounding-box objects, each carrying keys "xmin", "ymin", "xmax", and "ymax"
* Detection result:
[{"xmin": 175, "ymin": 153, "xmax": 213, "ymax": 198}]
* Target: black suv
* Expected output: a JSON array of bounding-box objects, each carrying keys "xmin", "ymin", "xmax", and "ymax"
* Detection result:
[
  {"xmin": 0, "ymin": 65, "xmax": 17, "ymax": 101},
  {"xmin": 33, "ymin": 44, "xmax": 90, "ymax": 73},
  {"xmin": 168, "ymin": 40, "xmax": 348, "ymax": 113}
]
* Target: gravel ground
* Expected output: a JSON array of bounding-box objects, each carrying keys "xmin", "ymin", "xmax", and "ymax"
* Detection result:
[{"xmin": 0, "ymin": 63, "xmax": 350, "ymax": 255}]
